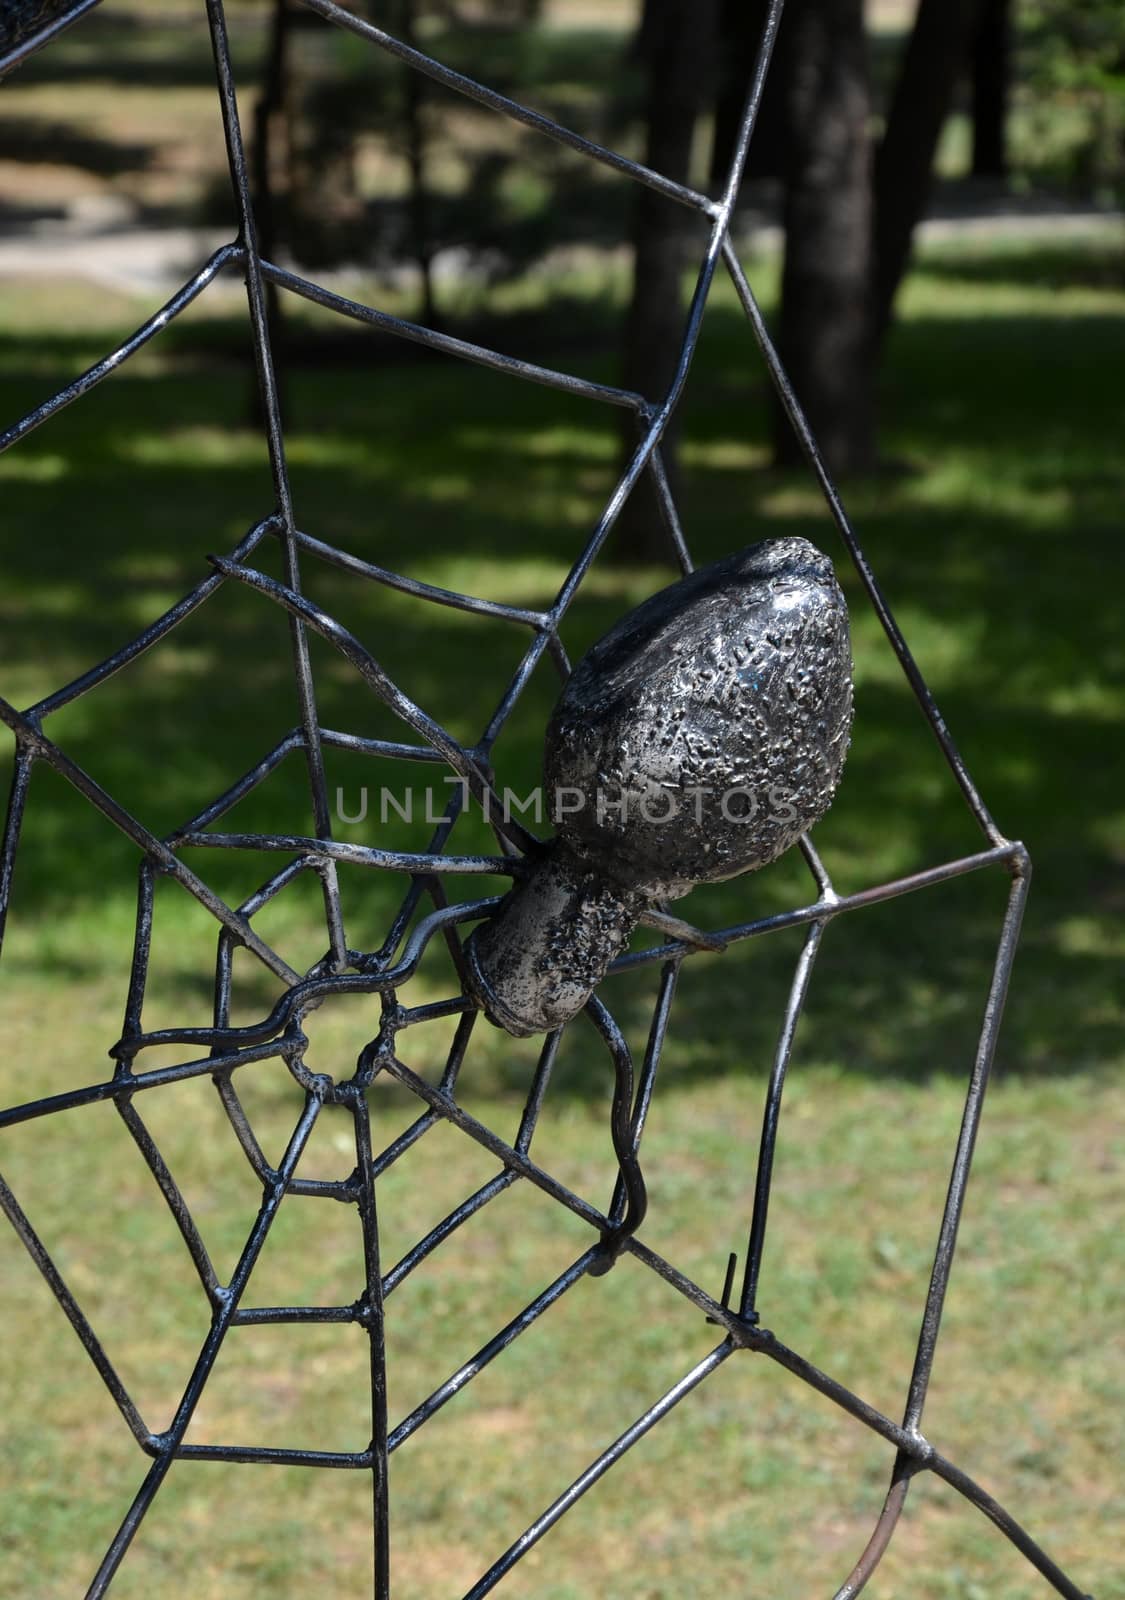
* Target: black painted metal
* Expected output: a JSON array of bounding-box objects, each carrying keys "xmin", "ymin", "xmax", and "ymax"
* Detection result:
[{"xmin": 0, "ymin": 4, "xmax": 1095, "ymax": 1598}]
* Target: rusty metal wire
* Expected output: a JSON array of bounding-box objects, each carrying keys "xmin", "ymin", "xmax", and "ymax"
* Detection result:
[{"xmin": 0, "ymin": 3, "xmax": 1096, "ymax": 1598}]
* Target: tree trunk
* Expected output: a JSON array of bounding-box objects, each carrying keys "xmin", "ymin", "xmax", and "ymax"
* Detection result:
[
  {"xmin": 614, "ymin": 0, "xmax": 718, "ymax": 564},
  {"xmin": 774, "ymin": 0, "xmax": 875, "ymax": 474},
  {"xmin": 970, "ymin": 0, "xmax": 1010, "ymax": 179},
  {"xmin": 710, "ymin": 0, "xmax": 792, "ymax": 185},
  {"xmin": 871, "ymin": 0, "xmax": 980, "ymax": 347},
  {"xmin": 399, "ymin": 0, "xmax": 439, "ymax": 329},
  {"xmin": 250, "ymin": 0, "xmax": 293, "ymax": 423}
]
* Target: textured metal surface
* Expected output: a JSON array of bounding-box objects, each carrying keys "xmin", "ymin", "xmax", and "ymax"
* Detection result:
[
  {"xmin": 466, "ymin": 536, "xmax": 853, "ymax": 1035},
  {"xmin": 0, "ymin": 3, "xmax": 1095, "ymax": 1599},
  {"xmin": 0, "ymin": 0, "xmax": 101, "ymax": 74}
]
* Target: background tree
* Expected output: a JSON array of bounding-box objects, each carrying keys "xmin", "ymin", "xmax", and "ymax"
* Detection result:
[
  {"xmin": 1019, "ymin": 0, "xmax": 1125, "ymax": 200},
  {"xmin": 257, "ymin": 0, "xmax": 546, "ymax": 322},
  {"xmin": 242, "ymin": 0, "xmax": 1120, "ymax": 501},
  {"xmin": 774, "ymin": 0, "xmax": 874, "ymax": 472},
  {"xmin": 871, "ymin": 0, "xmax": 982, "ymax": 349},
  {"xmin": 249, "ymin": 0, "xmax": 295, "ymax": 422},
  {"xmin": 397, "ymin": 0, "xmax": 439, "ymax": 329},
  {"xmin": 613, "ymin": 0, "xmax": 719, "ymax": 563},
  {"xmin": 710, "ymin": 0, "xmax": 792, "ymax": 184},
  {"xmin": 970, "ymin": 0, "xmax": 1012, "ymax": 178},
  {"xmin": 623, "ymin": 0, "xmax": 980, "ymax": 502},
  {"xmin": 715, "ymin": 0, "xmax": 987, "ymax": 475}
]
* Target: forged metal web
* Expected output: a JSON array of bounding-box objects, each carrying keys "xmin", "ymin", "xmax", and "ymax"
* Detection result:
[{"xmin": 0, "ymin": 3, "xmax": 1095, "ymax": 1598}]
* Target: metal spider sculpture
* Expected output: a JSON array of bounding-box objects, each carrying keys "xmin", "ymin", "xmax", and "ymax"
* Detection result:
[{"xmin": 0, "ymin": 3, "xmax": 1094, "ymax": 1597}]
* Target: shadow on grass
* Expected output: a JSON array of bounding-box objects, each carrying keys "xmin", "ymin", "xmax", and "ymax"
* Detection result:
[{"xmin": 0, "ymin": 115, "xmax": 155, "ymax": 176}]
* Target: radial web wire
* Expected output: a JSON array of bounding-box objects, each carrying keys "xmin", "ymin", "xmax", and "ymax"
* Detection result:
[{"xmin": 0, "ymin": 3, "xmax": 1096, "ymax": 1598}]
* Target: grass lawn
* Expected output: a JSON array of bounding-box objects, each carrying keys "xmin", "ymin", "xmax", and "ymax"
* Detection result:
[{"xmin": 0, "ymin": 225, "xmax": 1122, "ymax": 1598}]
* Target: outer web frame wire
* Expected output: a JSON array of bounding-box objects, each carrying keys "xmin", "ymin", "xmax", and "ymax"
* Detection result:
[{"xmin": 0, "ymin": 3, "xmax": 1095, "ymax": 1598}]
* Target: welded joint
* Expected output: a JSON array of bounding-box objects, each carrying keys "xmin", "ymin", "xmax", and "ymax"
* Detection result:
[
  {"xmin": 589, "ymin": 1227, "xmax": 629, "ymax": 1277},
  {"xmin": 278, "ymin": 1025, "xmax": 310, "ymax": 1063},
  {"xmin": 340, "ymin": 1168, "xmax": 364, "ymax": 1200},
  {"xmin": 721, "ymin": 1310, "xmax": 767, "ymax": 1351},
  {"xmin": 332, "ymin": 1076, "xmax": 365, "ymax": 1109},
  {"xmin": 352, "ymin": 1009, "xmax": 405, "ymax": 1091},
  {"xmin": 145, "ymin": 855, "xmax": 188, "ymax": 902},
  {"xmin": 902, "ymin": 1428, "xmax": 935, "ymax": 1470},
  {"xmin": 207, "ymin": 1278, "xmax": 231, "ymax": 1313},
  {"xmin": 699, "ymin": 1262, "xmax": 766, "ymax": 1347},
  {"xmin": 1006, "ymin": 840, "xmax": 1032, "ymax": 882},
  {"xmin": 285, "ymin": 1059, "xmax": 333, "ymax": 1101}
]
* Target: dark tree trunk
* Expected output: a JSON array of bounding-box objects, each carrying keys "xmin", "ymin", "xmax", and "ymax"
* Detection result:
[
  {"xmin": 250, "ymin": 0, "xmax": 294, "ymax": 422},
  {"xmin": 871, "ymin": 0, "xmax": 980, "ymax": 347},
  {"xmin": 614, "ymin": 0, "xmax": 719, "ymax": 564},
  {"xmin": 710, "ymin": 0, "xmax": 792, "ymax": 184},
  {"xmin": 774, "ymin": 0, "xmax": 875, "ymax": 474},
  {"xmin": 399, "ymin": 0, "xmax": 439, "ymax": 329},
  {"xmin": 970, "ymin": 0, "xmax": 1010, "ymax": 179}
]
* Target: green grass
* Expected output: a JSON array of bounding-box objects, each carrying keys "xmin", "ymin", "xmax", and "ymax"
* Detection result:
[{"xmin": 0, "ymin": 234, "xmax": 1123, "ymax": 1598}]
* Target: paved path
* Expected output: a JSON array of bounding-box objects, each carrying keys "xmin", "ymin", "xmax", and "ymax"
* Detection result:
[{"xmin": 0, "ymin": 201, "xmax": 1120, "ymax": 298}]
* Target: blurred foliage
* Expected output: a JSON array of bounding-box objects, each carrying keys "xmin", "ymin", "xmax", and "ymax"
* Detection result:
[
  {"xmin": 277, "ymin": 2, "xmax": 645, "ymax": 288},
  {"xmin": 1015, "ymin": 0, "xmax": 1125, "ymax": 201}
]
